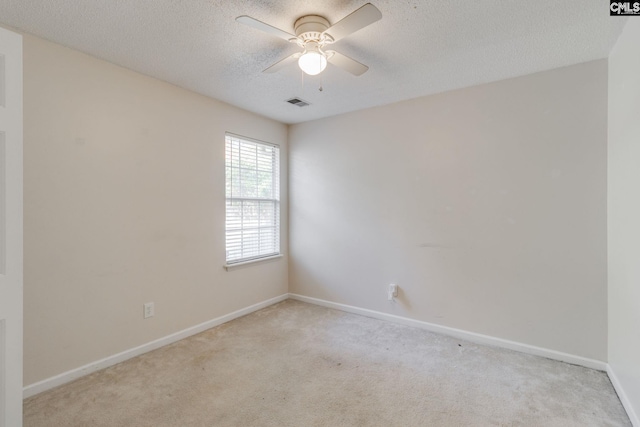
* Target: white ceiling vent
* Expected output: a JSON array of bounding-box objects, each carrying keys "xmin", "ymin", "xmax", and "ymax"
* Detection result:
[{"xmin": 286, "ymin": 98, "xmax": 310, "ymax": 107}]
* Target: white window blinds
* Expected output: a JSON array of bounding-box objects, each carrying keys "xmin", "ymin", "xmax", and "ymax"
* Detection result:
[{"xmin": 225, "ymin": 134, "xmax": 280, "ymax": 264}]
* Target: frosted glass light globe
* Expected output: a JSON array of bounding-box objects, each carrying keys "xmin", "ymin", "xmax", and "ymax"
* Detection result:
[{"xmin": 298, "ymin": 51, "xmax": 327, "ymax": 76}]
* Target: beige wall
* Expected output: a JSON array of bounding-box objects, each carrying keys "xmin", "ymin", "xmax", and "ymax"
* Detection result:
[
  {"xmin": 19, "ymin": 27, "xmax": 616, "ymax": 389},
  {"xmin": 23, "ymin": 34, "xmax": 288, "ymax": 385},
  {"xmin": 608, "ymin": 19, "xmax": 640, "ymax": 422},
  {"xmin": 289, "ymin": 61, "xmax": 608, "ymax": 361}
]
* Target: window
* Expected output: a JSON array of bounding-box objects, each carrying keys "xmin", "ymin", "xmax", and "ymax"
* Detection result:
[{"xmin": 225, "ymin": 134, "xmax": 280, "ymax": 265}]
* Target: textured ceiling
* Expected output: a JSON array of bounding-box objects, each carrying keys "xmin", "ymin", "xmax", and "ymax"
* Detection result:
[{"xmin": 0, "ymin": 0, "xmax": 626, "ymax": 124}]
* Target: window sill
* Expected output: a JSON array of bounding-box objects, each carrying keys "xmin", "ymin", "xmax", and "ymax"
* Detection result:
[{"xmin": 224, "ymin": 254, "xmax": 283, "ymax": 271}]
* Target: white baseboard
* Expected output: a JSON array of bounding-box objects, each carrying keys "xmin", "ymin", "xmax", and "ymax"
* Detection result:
[
  {"xmin": 607, "ymin": 365, "xmax": 640, "ymax": 427},
  {"xmin": 23, "ymin": 293, "xmax": 289, "ymax": 399},
  {"xmin": 23, "ymin": 292, "xmax": 612, "ymax": 402},
  {"xmin": 288, "ymin": 293, "xmax": 608, "ymax": 372}
]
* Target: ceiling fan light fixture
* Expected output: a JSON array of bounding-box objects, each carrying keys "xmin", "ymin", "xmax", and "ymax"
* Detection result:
[
  {"xmin": 298, "ymin": 50, "xmax": 327, "ymax": 76},
  {"xmin": 238, "ymin": 3, "xmax": 382, "ymax": 77}
]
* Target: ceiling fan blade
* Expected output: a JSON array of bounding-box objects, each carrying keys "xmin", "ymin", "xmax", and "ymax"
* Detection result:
[
  {"xmin": 323, "ymin": 3, "xmax": 382, "ymax": 42},
  {"xmin": 263, "ymin": 52, "xmax": 302, "ymax": 73},
  {"xmin": 236, "ymin": 16, "xmax": 297, "ymax": 42},
  {"xmin": 326, "ymin": 51, "xmax": 369, "ymax": 76}
]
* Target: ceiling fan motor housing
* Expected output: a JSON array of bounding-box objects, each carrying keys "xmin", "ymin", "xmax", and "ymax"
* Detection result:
[{"xmin": 294, "ymin": 15, "xmax": 333, "ymax": 43}]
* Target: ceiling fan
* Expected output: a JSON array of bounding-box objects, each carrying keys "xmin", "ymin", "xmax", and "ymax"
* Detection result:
[{"xmin": 236, "ymin": 3, "xmax": 382, "ymax": 77}]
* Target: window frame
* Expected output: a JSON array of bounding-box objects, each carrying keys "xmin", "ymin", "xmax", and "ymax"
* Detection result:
[{"xmin": 224, "ymin": 133, "xmax": 281, "ymax": 268}]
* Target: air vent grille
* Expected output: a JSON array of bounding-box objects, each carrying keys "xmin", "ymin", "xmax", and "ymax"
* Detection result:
[{"xmin": 286, "ymin": 98, "xmax": 310, "ymax": 107}]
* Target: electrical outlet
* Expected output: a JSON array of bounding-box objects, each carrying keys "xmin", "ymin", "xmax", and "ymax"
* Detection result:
[
  {"xmin": 388, "ymin": 284, "xmax": 398, "ymax": 301},
  {"xmin": 143, "ymin": 302, "xmax": 154, "ymax": 319}
]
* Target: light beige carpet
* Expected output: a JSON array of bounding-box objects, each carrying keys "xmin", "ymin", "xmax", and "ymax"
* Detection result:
[{"xmin": 24, "ymin": 300, "xmax": 630, "ymax": 426}]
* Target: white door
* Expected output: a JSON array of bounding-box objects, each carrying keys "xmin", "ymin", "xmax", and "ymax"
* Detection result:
[{"xmin": 0, "ymin": 26, "xmax": 23, "ymax": 427}]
